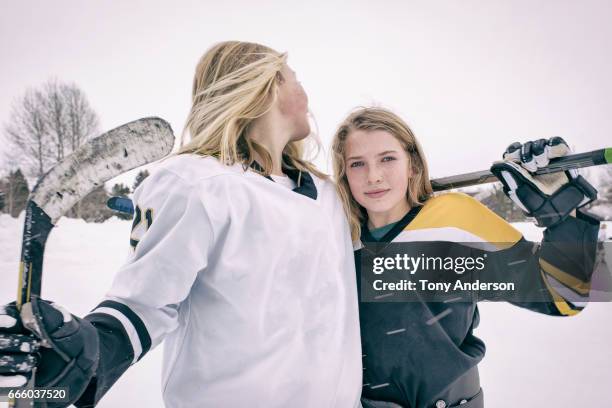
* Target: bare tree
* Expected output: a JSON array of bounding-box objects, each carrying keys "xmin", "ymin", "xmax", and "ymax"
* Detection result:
[
  {"xmin": 3, "ymin": 79, "xmax": 100, "ymax": 181},
  {"xmin": 62, "ymin": 84, "xmax": 99, "ymax": 152},
  {"xmin": 4, "ymin": 89, "xmax": 52, "ymax": 180},
  {"xmin": 42, "ymin": 80, "xmax": 68, "ymax": 162}
]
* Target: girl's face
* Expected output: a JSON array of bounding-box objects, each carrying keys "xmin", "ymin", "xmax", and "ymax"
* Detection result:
[
  {"xmin": 344, "ymin": 129, "xmax": 411, "ymax": 221},
  {"xmin": 276, "ymin": 64, "xmax": 310, "ymax": 141}
]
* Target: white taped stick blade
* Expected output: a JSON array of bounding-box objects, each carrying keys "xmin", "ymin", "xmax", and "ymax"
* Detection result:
[{"xmin": 30, "ymin": 117, "xmax": 174, "ymax": 223}]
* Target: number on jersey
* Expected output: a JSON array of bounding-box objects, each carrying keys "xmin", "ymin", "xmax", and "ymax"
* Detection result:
[{"xmin": 130, "ymin": 206, "xmax": 153, "ymax": 249}]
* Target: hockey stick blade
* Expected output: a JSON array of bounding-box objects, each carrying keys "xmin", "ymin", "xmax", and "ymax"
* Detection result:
[
  {"xmin": 30, "ymin": 117, "xmax": 174, "ymax": 223},
  {"xmin": 430, "ymin": 147, "xmax": 611, "ymax": 191},
  {"xmin": 17, "ymin": 117, "xmax": 175, "ymax": 307}
]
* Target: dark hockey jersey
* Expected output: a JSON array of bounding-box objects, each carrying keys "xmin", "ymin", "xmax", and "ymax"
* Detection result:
[{"xmin": 356, "ymin": 192, "xmax": 599, "ymax": 408}]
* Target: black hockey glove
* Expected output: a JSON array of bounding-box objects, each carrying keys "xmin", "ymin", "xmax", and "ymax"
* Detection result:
[
  {"xmin": 0, "ymin": 297, "xmax": 99, "ymax": 408},
  {"xmin": 490, "ymin": 137, "xmax": 598, "ymax": 227}
]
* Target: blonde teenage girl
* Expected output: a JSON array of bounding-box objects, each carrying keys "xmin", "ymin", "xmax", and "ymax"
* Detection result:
[
  {"xmin": 0, "ymin": 42, "xmax": 362, "ymax": 408},
  {"xmin": 332, "ymin": 107, "xmax": 599, "ymax": 408}
]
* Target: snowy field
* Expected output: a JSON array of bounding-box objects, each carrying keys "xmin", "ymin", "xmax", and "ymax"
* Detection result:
[{"xmin": 1, "ymin": 214, "xmax": 611, "ymax": 407}]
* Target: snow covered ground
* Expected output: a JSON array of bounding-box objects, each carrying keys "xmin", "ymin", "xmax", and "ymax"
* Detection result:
[{"xmin": 0, "ymin": 215, "xmax": 611, "ymax": 407}]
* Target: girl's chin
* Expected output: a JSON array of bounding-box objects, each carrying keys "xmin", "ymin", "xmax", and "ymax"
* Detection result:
[
  {"xmin": 360, "ymin": 198, "xmax": 408, "ymax": 218},
  {"xmin": 361, "ymin": 202, "xmax": 396, "ymax": 215}
]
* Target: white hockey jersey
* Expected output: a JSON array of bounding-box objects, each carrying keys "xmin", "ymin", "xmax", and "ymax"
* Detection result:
[{"xmin": 86, "ymin": 154, "xmax": 362, "ymax": 408}]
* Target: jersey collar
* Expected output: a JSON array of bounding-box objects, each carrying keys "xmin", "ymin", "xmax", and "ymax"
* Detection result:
[
  {"xmin": 360, "ymin": 205, "xmax": 423, "ymax": 243},
  {"xmin": 249, "ymin": 161, "xmax": 318, "ymax": 200}
]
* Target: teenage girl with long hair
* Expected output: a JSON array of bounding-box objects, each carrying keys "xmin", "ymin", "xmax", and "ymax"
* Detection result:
[
  {"xmin": 332, "ymin": 107, "xmax": 599, "ymax": 408},
  {"xmin": 0, "ymin": 42, "xmax": 362, "ymax": 408}
]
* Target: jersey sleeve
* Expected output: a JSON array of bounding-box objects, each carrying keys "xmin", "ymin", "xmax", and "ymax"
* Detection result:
[
  {"xmin": 467, "ymin": 193, "xmax": 600, "ymax": 316},
  {"xmin": 75, "ymin": 168, "xmax": 214, "ymax": 407},
  {"xmin": 501, "ymin": 209, "xmax": 599, "ymax": 316},
  {"xmin": 409, "ymin": 193, "xmax": 600, "ymax": 315}
]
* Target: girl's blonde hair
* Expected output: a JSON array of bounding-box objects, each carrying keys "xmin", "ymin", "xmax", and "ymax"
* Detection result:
[
  {"xmin": 179, "ymin": 41, "xmax": 324, "ymax": 178},
  {"xmin": 331, "ymin": 107, "xmax": 433, "ymax": 241}
]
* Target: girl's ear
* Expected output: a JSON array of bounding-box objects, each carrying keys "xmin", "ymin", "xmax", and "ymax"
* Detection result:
[
  {"xmin": 276, "ymin": 71, "xmax": 285, "ymax": 84},
  {"xmin": 407, "ymin": 162, "xmax": 414, "ymax": 178}
]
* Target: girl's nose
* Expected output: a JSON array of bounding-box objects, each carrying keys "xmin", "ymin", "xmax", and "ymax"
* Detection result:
[{"xmin": 367, "ymin": 165, "xmax": 383, "ymax": 185}]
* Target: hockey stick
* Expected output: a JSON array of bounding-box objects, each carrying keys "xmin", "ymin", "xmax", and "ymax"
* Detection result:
[
  {"xmin": 105, "ymin": 147, "xmax": 612, "ymax": 217},
  {"xmin": 9, "ymin": 117, "xmax": 174, "ymax": 408},
  {"xmin": 16, "ymin": 117, "xmax": 174, "ymax": 307},
  {"xmin": 430, "ymin": 147, "xmax": 612, "ymax": 191}
]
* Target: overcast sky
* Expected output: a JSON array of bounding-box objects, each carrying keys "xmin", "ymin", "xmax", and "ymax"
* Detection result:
[{"xmin": 1, "ymin": 0, "xmax": 611, "ymax": 183}]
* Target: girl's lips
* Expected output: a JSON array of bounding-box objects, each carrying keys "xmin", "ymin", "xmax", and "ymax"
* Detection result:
[{"xmin": 364, "ymin": 189, "xmax": 390, "ymax": 199}]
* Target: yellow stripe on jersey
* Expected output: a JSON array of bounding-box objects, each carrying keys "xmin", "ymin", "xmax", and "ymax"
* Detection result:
[
  {"xmin": 405, "ymin": 193, "xmax": 523, "ymax": 246},
  {"xmin": 540, "ymin": 270, "xmax": 581, "ymax": 316},
  {"xmin": 539, "ymin": 258, "xmax": 591, "ymax": 296}
]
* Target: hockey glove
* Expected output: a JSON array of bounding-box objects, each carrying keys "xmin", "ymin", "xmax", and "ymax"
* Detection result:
[
  {"xmin": 0, "ymin": 297, "xmax": 99, "ymax": 407},
  {"xmin": 490, "ymin": 137, "xmax": 597, "ymax": 228}
]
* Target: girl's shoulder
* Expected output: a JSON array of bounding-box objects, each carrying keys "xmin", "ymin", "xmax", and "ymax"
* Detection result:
[
  {"xmin": 421, "ymin": 192, "xmax": 502, "ymax": 219},
  {"xmin": 409, "ymin": 192, "xmax": 522, "ymax": 243},
  {"xmin": 133, "ymin": 155, "xmax": 253, "ymax": 203},
  {"xmin": 423, "ymin": 192, "xmax": 482, "ymax": 210},
  {"xmin": 156, "ymin": 154, "xmax": 243, "ymax": 183}
]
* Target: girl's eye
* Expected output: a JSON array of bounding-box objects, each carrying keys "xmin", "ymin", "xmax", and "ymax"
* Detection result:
[
  {"xmin": 381, "ymin": 156, "xmax": 396, "ymax": 162},
  {"xmin": 349, "ymin": 161, "xmax": 364, "ymax": 168}
]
